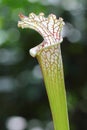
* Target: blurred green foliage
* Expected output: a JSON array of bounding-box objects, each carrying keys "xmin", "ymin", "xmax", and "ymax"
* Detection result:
[{"xmin": 0, "ymin": 0, "xmax": 87, "ymax": 130}]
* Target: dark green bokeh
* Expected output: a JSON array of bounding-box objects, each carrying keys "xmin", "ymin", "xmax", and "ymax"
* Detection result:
[{"xmin": 0, "ymin": 0, "xmax": 87, "ymax": 130}]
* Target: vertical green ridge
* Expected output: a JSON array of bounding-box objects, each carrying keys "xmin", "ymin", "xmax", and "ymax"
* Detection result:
[{"xmin": 37, "ymin": 44, "xmax": 70, "ymax": 130}]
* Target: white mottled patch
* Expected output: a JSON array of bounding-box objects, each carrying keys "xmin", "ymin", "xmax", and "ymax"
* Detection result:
[{"xmin": 18, "ymin": 13, "xmax": 64, "ymax": 57}]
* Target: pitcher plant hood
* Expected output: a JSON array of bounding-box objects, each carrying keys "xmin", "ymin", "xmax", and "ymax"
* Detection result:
[{"xmin": 18, "ymin": 13, "xmax": 65, "ymax": 57}]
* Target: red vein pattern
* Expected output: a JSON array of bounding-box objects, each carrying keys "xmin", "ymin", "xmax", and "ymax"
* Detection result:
[{"xmin": 18, "ymin": 13, "xmax": 64, "ymax": 57}]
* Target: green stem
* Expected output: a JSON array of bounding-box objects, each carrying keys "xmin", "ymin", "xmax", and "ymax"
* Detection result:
[{"xmin": 36, "ymin": 44, "xmax": 70, "ymax": 130}]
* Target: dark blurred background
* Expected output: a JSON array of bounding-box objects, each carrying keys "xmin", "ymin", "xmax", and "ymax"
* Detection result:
[{"xmin": 0, "ymin": 0, "xmax": 87, "ymax": 130}]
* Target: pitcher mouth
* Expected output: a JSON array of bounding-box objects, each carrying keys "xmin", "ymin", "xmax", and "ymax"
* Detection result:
[{"xmin": 18, "ymin": 13, "xmax": 65, "ymax": 57}]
